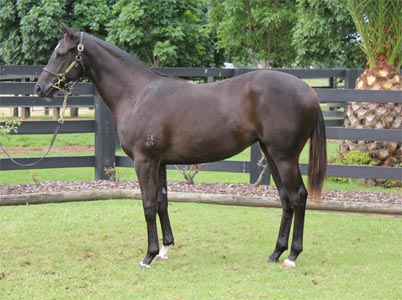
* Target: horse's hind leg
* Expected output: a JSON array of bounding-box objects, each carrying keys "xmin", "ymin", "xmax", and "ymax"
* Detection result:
[
  {"xmin": 156, "ymin": 165, "xmax": 174, "ymax": 260},
  {"xmin": 273, "ymin": 157, "xmax": 308, "ymax": 268},
  {"xmin": 259, "ymin": 143, "xmax": 293, "ymax": 263}
]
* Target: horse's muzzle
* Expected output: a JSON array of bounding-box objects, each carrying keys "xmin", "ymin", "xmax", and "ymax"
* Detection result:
[
  {"xmin": 35, "ymin": 82, "xmax": 54, "ymax": 98},
  {"xmin": 35, "ymin": 83, "xmax": 44, "ymax": 96}
]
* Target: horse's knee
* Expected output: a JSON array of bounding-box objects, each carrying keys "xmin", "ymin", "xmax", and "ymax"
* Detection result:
[
  {"xmin": 278, "ymin": 188, "xmax": 287, "ymax": 199},
  {"xmin": 281, "ymin": 201, "xmax": 293, "ymax": 217},
  {"xmin": 278, "ymin": 188, "xmax": 292, "ymax": 210},
  {"xmin": 144, "ymin": 206, "xmax": 157, "ymax": 222}
]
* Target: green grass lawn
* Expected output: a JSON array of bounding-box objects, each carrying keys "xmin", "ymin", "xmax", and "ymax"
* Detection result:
[{"xmin": 1, "ymin": 200, "xmax": 401, "ymax": 299}]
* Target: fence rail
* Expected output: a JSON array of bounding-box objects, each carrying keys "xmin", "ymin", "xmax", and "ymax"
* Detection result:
[{"xmin": 1, "ymin": 66, "xmax": 401, "ymax": 183}]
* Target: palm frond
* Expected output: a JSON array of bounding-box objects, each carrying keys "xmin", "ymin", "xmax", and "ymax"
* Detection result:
[{"xmin": 347, "ymin": 0, "xmax": 402, "ymax": 69}]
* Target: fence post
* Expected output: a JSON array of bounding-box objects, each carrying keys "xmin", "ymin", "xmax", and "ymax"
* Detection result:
[
  {"xmin": 329, "ymin": 76, "xmax": 335, "ymax": 88},
  {"xmin": 94, "ymin": 87, "xmax": 116, "ymax": 180},
  {"xmin": 249, "ymin": 143, "xmax": 270, "ymax": 185},
  {"xmin": 21, "ymin": 78, "xmax": 30, "ymax": 119},
  {"xmin": 345, "ymin": 69, "xmax": 360, "ymax": 89}
]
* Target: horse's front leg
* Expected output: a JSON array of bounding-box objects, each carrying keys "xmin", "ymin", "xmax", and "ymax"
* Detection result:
[
  {"xmin": 156, "ymin": 165, "xmax": 174, "ymax": 260},
  {"xmin": 135, "ymin": 156, "xmax": 160, "ymax": 268}
]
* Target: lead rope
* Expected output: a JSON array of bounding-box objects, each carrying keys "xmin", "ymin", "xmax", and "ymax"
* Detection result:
[{"xmin": 0, "ymin": 92, "xmax": 69, "ymax": 167}]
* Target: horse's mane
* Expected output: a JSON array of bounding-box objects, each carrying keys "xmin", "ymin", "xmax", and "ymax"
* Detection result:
[
  {"xmin": 89, "ymin": 33, "xmax": 186, "ymax": 82},
  {"xmin": 89, "ymin": 34, "xmax": 151, "ymax": 72}
]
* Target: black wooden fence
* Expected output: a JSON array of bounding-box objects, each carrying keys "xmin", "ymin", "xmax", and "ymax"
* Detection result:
[{"xmin": 1, "ymin": 65, "xmax": 401, "ymax": 184}]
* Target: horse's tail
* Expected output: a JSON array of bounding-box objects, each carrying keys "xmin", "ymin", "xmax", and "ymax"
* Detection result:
[{"xmin": 308, "ymin": 97, "xmax": 327, "ymax": 204}]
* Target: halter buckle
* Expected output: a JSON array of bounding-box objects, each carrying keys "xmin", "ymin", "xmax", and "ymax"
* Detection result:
[
  {"xmin": 65, "ymin": 85, "xmax": 74, "ymax": 95},
  {"xmin": 52, "ymin": 73, "xmax": 66, "ymax": 90},
  {"xmin": 77, "ymin": 44, "xmax": 84, "ymax": 52},
  {"xmin": 56, "ymin": 73, "xmax": 65, "ymax": 81}
]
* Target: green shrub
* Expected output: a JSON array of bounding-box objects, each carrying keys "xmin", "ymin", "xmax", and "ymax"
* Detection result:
[
  {"xmin": 330, "ymin": 150, "xmax": 401, "ymax": 188},
  {"xmin": 329, "ymin": 149, "xmax": 375, "ymax": 184},
  {"xmin": 333, "ymin": 149, "xmax": 375, "ymax": 166},
  {"xmin": 0, "ymin": 118, "xmax": 21, "ymax": 141}
]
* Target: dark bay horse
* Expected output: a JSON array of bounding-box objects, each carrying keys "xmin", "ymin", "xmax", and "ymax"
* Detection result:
[{"xmin": 36, "ymin": 24, "xmax": 327, "ymax": 269}]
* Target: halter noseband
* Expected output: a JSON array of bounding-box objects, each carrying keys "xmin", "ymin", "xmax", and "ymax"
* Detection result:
[{"xmin": 43, "ymin": 31, "xmax": 85, "ymax": 95}]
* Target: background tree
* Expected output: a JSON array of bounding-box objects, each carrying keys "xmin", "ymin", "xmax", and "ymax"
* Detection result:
[
  {"xmin": 341, "ymin": 0, "xmax": 401, "ymax": 183},
  {"xmin": 1, "ymin": 0, "xmax": 373, "ymax": 69},
  {"xmin": 70, "ymin": 0, "xmax": 114, "ymax": 40},
  {"xmin": 208, "ymin": 0, "xmax": 297, "ymax": 68},
  {"xmin": 292, "ymin": 0, "xmax": 365, "ymax": 68},
  {"xmin": 0, "ymin": 0, "xmax": 115, "ymax": 65},
  {"xmin": 107, "ymin": 0, "xmax": 215, "ymax": 67}
]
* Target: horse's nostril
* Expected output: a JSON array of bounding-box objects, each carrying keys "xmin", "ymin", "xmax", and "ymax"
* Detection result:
[{"xmin": 35, "ymin": 84, "xmax": 42, "ymax": 95}]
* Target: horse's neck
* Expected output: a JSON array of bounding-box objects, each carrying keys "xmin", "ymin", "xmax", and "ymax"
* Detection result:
[{"xmin": 84, "ymin": 36, "xmax": 157, "ymax": 112}]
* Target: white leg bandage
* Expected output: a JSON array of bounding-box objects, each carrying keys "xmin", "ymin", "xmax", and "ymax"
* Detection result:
[{"xmin": 156, "ymin": 245, "xmax": 170, "ymax": 260}]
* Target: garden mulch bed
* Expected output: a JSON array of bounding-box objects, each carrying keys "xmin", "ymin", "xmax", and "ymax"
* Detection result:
[{"xmin": 1, "ymin": 180, "xmax": 401, "ymax": 207}]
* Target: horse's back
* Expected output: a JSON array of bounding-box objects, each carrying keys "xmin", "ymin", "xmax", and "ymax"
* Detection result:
[
  {"xmin": 209, "ymin": 70, "xmax": 319, "ymax": 114},
  {"xmin": 188, "ymin": 70, "xmax": 320, "ymax": 159}
]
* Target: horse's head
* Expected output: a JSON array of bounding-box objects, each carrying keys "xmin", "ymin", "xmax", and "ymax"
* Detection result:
[{"xmin": 36, "ymin": 23, "xmax": 85, "ymax": 98}]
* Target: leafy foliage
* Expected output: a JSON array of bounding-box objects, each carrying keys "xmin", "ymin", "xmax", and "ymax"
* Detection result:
[
  {"xmin": 347, "ymin": 0, "xmax": 402, "ymax": 69},
  {"xmin": 0, "ymin": 0, "xmax": 30, "ymax": 64},
  {"xmin": 331, "ymin": 149, "xmax": 401, "ymax": 188},
  {"xmin": 0, "ymin": 117, "xmax": 20, "ymax": 144},
  {"xmin": 334, "ymin": 149, "xmax": 375, "ymax": 166},
  {"xmin": 107, "ymin": 0, "xmax": 214, "ymax": 67},
  {"xmin": 0, "ymin": 0, "xmax": 116, "ymax": 64},
  {"xmin": 330, "ymin": 149, "xmax": 375, "ymax": 184},
  {"xmin": 292, "ymin": 0, "xmax": 365, "ymax": 68},
  {"xmin": 1, "ymin": 0, "xmax": 384, "ymax": 68},
  {"xmin": 71, "ymin": 0, "xmax": 114, "ymax": 39},
  {"xmin": 208, "ymin": 0, "xmax": 297, "ymax": 68}
]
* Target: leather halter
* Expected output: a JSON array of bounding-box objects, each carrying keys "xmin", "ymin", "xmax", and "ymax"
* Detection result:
[{"xmin": 43, "ymin": 31, "xmax": 85, "ymax": 95}]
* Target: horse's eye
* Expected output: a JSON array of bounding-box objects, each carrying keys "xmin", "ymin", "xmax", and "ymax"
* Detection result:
[{"xmin": 56, "ymin": 52, "xmax": 66, "ymax": 58}]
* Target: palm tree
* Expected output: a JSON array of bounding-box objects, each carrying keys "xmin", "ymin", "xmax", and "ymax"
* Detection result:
[{"xmin": 341, "ymin": 0, "xmax": 401, "ymax": 176}]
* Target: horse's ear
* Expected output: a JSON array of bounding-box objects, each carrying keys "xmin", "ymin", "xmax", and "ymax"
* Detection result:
[{"xmin": 59, "ymin": 22, "xmax": 74, "ymax": 39}]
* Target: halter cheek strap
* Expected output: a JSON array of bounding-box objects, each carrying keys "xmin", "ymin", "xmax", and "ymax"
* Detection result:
[{"xmin": 76, "ymin": 31, "xmax": 86, "ymax": 74}]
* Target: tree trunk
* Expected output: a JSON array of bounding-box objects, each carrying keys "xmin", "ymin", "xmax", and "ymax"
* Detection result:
[{"xmin": 341, "ymin": 66, "xmax": 401, "ymax": 176}]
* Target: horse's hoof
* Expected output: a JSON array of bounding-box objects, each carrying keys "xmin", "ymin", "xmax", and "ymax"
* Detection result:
[
  {"xmin": 138, "ymin": 261, "xmax": 151, "ymax": 269},
  {"xmin": 282, "ymin": 259, "xmax": 296, "ymax": 269},
  {"xmin": 155, "ymin": 254, "xmax": 168, "ymax": 261},
  {"xmin": 267, "ymin": 257, "xmax": 279, "ymax": 263},
  {"xmin": 155, "ymin": 255, "xmax": 168, "ymax": 261}
]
